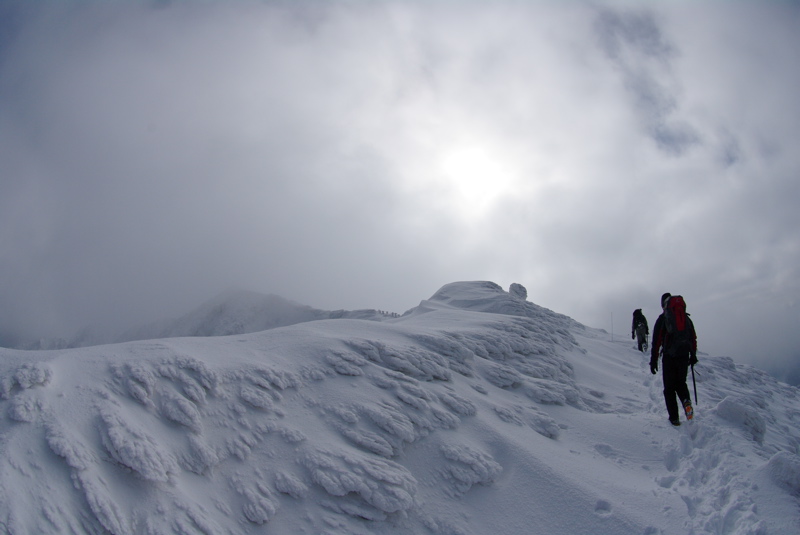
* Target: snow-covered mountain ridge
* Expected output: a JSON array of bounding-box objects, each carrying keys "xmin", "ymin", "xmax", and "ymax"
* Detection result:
[
  {"xmin": 10, "ymin": 289, "xmax": 398, "ymax": 350},
  {"xmin": 116, "ymin": 289, "xmax": 396, "ymax": 344},
  {"xmin": 1, "ymin": 281, "xmax": 798, "ymax": 534}
]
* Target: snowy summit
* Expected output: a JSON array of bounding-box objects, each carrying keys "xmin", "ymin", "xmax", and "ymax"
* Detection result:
[{"xmin": 1, "ymin": 281, "xmax": 798, "ymax": 534}]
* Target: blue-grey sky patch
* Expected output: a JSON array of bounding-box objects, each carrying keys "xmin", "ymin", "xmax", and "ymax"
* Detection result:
[{"xmin": 594, "ymin": 6, "xmax": 700, "ymax": 156}]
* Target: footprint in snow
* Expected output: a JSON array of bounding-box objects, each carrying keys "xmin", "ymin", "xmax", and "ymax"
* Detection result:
[
  {"xmin": 594, "ymin": 499, "xmax": 612, "ymax": 517},
  {"xmin": 594, "ymin": 443, "xmax": 618, "ymax": 460}
]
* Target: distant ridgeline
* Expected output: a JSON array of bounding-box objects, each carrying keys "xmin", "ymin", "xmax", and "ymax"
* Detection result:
[{"xmin": 3, "ymin": 290, "xmax": 404, "ymax": 350}]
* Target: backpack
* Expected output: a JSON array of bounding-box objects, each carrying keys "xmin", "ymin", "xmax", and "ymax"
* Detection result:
[
  {"xmin": 663, "ymin": 295, "xmax": 691, "ymax": 357},
  {"xmin": 633, "ymin": 310, "xmax": 645, "ymax": 335},
  {"xmin": 635, "ymin": 322, "xmax": 648, "ymax": 338}
]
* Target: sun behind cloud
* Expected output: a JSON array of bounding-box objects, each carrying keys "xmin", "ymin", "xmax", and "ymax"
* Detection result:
[{"xmin": 438, "ymin": 144, "xmax": 519, "ymax": 219}]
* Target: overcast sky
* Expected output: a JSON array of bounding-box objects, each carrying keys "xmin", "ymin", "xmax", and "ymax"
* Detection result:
[{"xmin": 0, "ymin": 1, "xmax": 798, "ymax": 376}]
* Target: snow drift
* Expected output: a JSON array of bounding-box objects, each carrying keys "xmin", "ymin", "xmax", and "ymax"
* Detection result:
[{"xmin": 1, "ymin": 281, "xmax": 798, "ymax": 534}]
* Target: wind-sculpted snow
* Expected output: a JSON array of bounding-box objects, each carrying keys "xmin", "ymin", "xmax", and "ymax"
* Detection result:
[
  {"xmin": 0, "ymin": 283, "xmax": 572, "ymax": 534},
  {"xmin": 0, "ymin": 281, "xmax": 799, "ymax": 534},
  {"xmin": 439, "ymin": 443, "xmax": 503, "ymax": 497},
  {"xmin": 99, "ymin": 407, "xmax": 180, "ymax": 481},
  {"xmin": 0, "ymin": 362, "xmax": 52, "ymax": 397}
]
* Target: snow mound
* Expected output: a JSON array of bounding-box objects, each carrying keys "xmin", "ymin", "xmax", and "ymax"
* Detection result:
[{"xmin": 765, "ymin": 451, "xmax": 800, "ymax": 494}]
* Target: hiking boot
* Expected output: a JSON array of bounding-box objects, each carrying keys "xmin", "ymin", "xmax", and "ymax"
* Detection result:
[
  {"xmin": 683, "ymin": 401, "xmax": 694, "ymax": 421},
  {"xmin": 669, "ymin": 418, "xmax": 681, "ymax": 427}
]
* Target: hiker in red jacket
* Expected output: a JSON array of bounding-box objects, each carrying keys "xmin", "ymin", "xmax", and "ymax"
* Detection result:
[{"xmin": 650, "ymin": 293, "xmax": 698, "ymax": 426}]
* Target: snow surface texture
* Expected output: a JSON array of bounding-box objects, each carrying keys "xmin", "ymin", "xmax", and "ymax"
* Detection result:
[{"xmin": 1, "ymin": 281, "xmax": 798, "ymax": 534}]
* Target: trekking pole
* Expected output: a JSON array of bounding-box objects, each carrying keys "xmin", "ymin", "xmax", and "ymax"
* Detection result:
[{"xmin": 691, "ymin": 365, "xmax": 697, "ymax": 404}]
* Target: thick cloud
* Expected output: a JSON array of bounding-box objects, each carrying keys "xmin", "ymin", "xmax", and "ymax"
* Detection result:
[{"xmin": 0, "ymin": 1, "xmax": 798, "ymax": 380}]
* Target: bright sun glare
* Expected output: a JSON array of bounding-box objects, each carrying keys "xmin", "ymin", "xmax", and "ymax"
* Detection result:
[{"xmin": 439, "ymin": 146, "xmax": 516, "ymax": 218}]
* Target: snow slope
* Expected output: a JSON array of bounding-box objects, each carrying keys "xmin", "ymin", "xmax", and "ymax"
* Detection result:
[{"xmin": 1, "ymin": 281, "xmax": 798, "ymax": 534}]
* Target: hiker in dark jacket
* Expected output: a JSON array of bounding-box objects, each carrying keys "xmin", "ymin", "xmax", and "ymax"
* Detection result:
[
  {"xmin": 631, "ymin": 309, "xmax": 649, "ymax": 352},
  {"xmin": 650, "ymin": 293, "xmax": 698, "ymax": 426}
]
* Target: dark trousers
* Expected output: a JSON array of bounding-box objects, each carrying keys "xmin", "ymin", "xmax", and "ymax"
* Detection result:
[
  {"xmin": 636, "ymin": 328, "xmax": 647, "ymax": 352},
  {"xmin": 662, "ymin": 355, "xmax": 691, "ymax": 421},
  {"xmin": 636, "ymin": 324, "xmax": 647, "ymax": 351}
]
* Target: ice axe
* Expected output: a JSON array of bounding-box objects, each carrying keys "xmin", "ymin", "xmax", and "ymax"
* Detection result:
[{"xmin": 691, "ymin": 365, "xmax": 698, "ymax": 404}]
